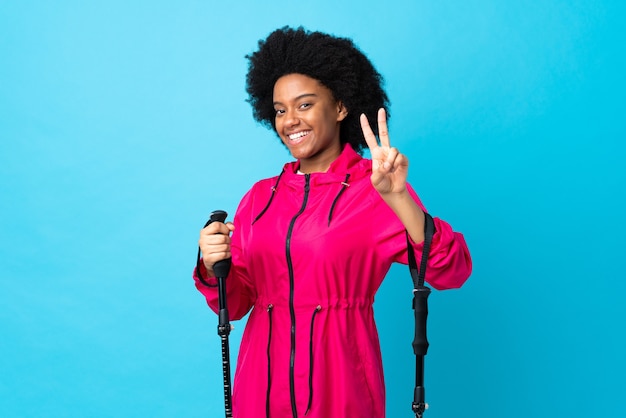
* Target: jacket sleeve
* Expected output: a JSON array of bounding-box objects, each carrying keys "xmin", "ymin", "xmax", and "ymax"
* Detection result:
[
  {"xmin": 396, "ymin": 183, "xmax": 472, "ymax": 290},
  {"xmin": 192, "ymin": 188, "xmax": 257, "ymax": 320}
]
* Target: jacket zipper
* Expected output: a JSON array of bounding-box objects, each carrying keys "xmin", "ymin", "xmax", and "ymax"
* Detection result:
[
  {"xmin": 286, "ymin": 174, "xmax": 310, "ymax": 417},
  {"xmin": 266, "ymin": 304, "xmax": 274, "ymax": 418}
]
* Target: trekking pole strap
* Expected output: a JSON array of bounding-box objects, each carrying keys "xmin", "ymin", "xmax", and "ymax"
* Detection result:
[{"xmin": 407, "ymin": 212, "xmax": 435, "ymax": 288}]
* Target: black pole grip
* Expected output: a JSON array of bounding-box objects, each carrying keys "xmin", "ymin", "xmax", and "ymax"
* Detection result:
[
  {"xmin": 208, "ymin": 211, "xmax": 232, "ymax": 325},
  {"xmin": 412, "ymin": 286, "xmax": 431, "ymax": 356},
  {"xmin": 412, "ymin": 286, "xmax": 430, "ymax": 416},
  {"xmin": 209, "ymin": 211, "xmax": 232, "ymax": 280}
]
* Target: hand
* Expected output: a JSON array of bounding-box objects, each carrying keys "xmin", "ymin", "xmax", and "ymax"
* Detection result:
[
  {"xmin": 360, "ymin": 108, "xmax": 409, "ymax": 196},
  {"xmin": 198, "ymin": 221, "xmax": 235, "ymax": 277}
]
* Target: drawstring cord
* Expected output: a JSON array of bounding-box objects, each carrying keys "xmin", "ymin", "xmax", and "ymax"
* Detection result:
[
  {"xmin": 305, "ymin": 305, "xmax": 322, "ymax": 415},
  {"xmin": 253, "ymin": 170, "xmax": 285, "ymax": 225},
  {"xmin": 253, "ymin": 170, "xmax": 351, "ymax": 227},
  {"xmin": 328, "ymin": 174, "xmax": 350, "ymax": 226},
  {"xmin": 264, "ymin": 304, "xmax": 322, "ymax": 416}
]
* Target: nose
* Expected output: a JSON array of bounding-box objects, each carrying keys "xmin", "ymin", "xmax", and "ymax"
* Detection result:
[{"xmin": 283, "ymin": 108, "xmax": 299, "ymax": 128}]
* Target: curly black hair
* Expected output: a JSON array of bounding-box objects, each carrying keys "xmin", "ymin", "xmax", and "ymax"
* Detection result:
[{"xmin": 245, "ymin": 26, "xmax": 389, "ymax": 154}]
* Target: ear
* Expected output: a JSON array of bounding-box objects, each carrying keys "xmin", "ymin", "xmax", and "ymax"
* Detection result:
[{"xmin": 336, "ymin": 101, "xmax": 348, "ymax": 122}]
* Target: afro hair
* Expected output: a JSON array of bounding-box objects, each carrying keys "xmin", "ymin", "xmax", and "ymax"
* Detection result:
[{"xmin": 245, "ymin": 26, "xmax": 389, "ymax": 154}]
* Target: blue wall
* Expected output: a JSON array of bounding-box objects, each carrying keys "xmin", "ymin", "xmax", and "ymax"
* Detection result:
[{"xmin": 1, "ymin": 1, "xmax": 624, "ymax": 417}]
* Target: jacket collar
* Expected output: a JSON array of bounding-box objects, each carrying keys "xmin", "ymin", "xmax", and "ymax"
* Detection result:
[{"xmin": 282, "ymin": 144, "xmax": 371, "ymax": 185}]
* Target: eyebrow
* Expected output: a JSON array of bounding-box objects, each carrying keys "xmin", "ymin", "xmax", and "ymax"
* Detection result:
[{"xmin": 273, "ymin": 93, "xmax": 317, "ymax": 106}]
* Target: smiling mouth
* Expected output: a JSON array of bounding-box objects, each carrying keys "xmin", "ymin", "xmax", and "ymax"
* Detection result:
[{"xmin": 288, "ymin": 130, "xmax": 310, "ymax": 143}]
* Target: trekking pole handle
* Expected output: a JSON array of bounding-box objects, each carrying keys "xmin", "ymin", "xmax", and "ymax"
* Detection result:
[{"xmin": 208, "ymin": 210, "xmax": 232, "ymax": 279}]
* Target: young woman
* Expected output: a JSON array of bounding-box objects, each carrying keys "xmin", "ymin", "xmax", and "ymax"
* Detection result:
[{"xmin": 195, "ymin": 26, "xmax": 472, "ymax": 418}]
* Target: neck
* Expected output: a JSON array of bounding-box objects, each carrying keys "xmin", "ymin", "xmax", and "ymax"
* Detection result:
[{"xmin": 298, "ymin": 144, "xmax": 342, "ymax": 174}]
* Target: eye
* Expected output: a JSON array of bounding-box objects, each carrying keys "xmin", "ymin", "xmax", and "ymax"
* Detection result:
[
  {"xmin": 275, "ymin": 108, "xmax": 285, "ymax": 116},
  {"xmin": 299, "ymin": 103, "xmax": 312, "ymax": 110}
]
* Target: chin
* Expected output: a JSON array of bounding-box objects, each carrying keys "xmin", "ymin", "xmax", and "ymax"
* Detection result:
[{"xmin": 288, "ymin": 146, "xmax": 312, "ymax": 160}]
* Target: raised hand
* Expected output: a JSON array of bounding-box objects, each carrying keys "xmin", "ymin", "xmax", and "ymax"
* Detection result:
[{"xmin": 360, "ymin": 108, "xmax": 409, "ymax": 196}]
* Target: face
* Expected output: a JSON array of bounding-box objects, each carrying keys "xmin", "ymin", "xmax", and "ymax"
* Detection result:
[{"xmin": 273, "ymin": 73, "xmax": 348, "ymax": 173}]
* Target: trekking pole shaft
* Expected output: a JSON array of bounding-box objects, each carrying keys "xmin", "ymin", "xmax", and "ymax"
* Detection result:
[
  {"xmin": 217, "ymin": 276, "xmax": 233, "ymax": 417},
  {"xmin": 221, "ymin": 334, "xmax": 233, "ymax": 417}
]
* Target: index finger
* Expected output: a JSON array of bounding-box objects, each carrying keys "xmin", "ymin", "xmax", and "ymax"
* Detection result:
[
  {"xmin": 201, "ymin": 221, "xmax": 233, "ymax": 236},
  {"xmin": 360, "ymin": 113, "xmax": 379, "ymax": 152}
]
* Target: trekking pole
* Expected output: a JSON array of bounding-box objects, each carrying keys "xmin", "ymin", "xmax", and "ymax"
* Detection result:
[
  {"xmin": 196, "ymin": 210, "xmax": 233, "ymax": 418},
  {"xmin": 407, "ymin": 213, "xmax": 435, "ymax": 418}
]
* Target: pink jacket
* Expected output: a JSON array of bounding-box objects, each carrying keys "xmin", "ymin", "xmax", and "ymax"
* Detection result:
[{"xmin": 194, "ymin": 144, "xmax": 471, "ymax": 417}]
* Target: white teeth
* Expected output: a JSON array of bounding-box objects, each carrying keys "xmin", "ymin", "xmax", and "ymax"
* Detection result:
[{"xmin": 289, "ymin": 131, "xmax": 309, "ymax": 140}]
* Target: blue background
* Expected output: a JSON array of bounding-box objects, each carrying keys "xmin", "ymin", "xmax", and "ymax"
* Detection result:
[{"xmin": 1, "ymin": 1, "xmax": 624, "ymax": 417}]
